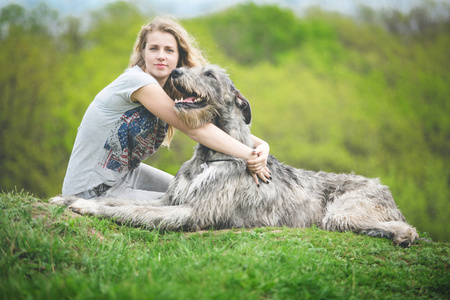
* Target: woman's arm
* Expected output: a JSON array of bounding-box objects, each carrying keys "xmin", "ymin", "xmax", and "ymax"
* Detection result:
[{"xmin": 132, "ymin": 83, "xmax": 266, "ymax": 184}]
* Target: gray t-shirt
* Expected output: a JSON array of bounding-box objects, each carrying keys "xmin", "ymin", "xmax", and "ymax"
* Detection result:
[{"xmin": 62, "ymin": 66, "xmax": 168, "ymax": 195}]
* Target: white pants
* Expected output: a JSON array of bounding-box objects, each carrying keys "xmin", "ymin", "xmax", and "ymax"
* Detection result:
[{"xmin": 103, "ymin": 163, "xmax": 173, "ymax": 200}]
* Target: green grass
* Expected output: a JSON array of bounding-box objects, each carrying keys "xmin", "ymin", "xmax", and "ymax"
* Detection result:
[{"xmin": 1, "ymin": 190, "xmax": 448, "ymax": 299}]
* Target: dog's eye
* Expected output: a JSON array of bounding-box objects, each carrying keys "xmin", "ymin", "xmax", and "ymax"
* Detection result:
[{"xmin": 205, "ymin": 72, "xmax": 216, "ymax": 79}]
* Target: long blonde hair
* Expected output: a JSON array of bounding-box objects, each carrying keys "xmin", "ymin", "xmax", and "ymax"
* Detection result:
[{"xmin": 129, "ymin": 17, "xmax": 208, "ymax": 147}]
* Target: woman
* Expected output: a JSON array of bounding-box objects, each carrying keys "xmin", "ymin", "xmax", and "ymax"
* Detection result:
[{"xmin": 62, "ymin": 17, "xmax": 270, "ymax": 200}]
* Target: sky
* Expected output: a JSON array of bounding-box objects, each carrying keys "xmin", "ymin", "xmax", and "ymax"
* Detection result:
[{"xmin": 1, "ymin": 0, "xmax": 433, "ymax": 18}]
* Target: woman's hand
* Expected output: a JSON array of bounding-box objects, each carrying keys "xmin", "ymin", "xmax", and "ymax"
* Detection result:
[{"xmin": 247, "ymin": 142, "xmax": 272, "ymax": 186}]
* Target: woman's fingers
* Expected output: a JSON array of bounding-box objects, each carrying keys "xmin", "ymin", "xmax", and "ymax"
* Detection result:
[
  {"xmin": 249, "ymin": 168, "xmax": 272, "ymax": 185},
  {"xmin": 247, "ymin": 158, "xmax": 266, "ymax": 171},
  {"xmin": 252, "ymin": 172, "xmax": 259, "ymax": 186},
  {"xmin": 258, "ymin": 168, "xmax": 272, "ymax": 184}
]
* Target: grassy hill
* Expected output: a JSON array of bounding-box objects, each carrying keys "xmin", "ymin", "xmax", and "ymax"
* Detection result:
[{"xmin": 1, "ymin": 191, "xmax": 448, "ymax": 299}]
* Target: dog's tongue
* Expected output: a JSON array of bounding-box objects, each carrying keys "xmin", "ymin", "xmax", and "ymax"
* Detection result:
[
  {"xmin": 181, "ymin": 96, "xmax": 196, "ymax": 103},
  {"xmin": 175, "ymin": 96, "xmax": 204, "ymax": 104}
]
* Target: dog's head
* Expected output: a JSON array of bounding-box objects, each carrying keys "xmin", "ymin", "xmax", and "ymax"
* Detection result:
[{"xmin": 170, "ymin": 65, "xmax": 251, "ymax": 130}]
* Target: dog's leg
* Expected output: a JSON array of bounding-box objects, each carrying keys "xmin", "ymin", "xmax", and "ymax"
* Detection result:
[
  {"xmin": 93, "ymin": 197, "xmax": 166, "ymax": 207},
  {"xmin": 321, "ymin": 192, "xmax": 419, "ymax": 247},
  {"xmin": 50, "ymin": 195, "xmax": 80, "ymax": 207},
  {"xmin": 323, "ymin": 215, "xmax": 418, "ymax": 247},
  {"xmin": 68, "ymin": 199, "xmax": 194, "ymax": 230},
  {"xmin": 357, "ymin": 221, "xmax": 419, "ymax": 247},
  {"xmin": 51, "ymin": 195, "xmax": 166, "ymax": 208}
]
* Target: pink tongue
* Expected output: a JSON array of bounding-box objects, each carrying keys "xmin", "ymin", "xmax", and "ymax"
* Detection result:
[{"xmin": 182, "ymin": 96, "xmax": 196, "ymax": 103}]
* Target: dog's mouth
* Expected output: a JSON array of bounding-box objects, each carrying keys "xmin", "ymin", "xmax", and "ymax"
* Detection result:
[
  {"xmin": 172, "ymin": 78, "xmax": 208, "ymax": 109},
  {"xmin": 174, "ymin": 94, "xmax": 207, "ymax": 109}
]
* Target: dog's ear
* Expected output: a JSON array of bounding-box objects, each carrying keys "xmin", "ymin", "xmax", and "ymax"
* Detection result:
[{"xmin": 233, "ymin": 88, "xmax": 252, "ymax": 125}]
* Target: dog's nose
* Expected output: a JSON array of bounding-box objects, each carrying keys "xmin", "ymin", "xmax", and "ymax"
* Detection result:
[{"xmin": 171, "ymin": 69, "xmax": 183, "ymax": 79}]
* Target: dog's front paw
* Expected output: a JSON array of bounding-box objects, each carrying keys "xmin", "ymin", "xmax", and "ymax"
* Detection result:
[
  {"xmin": 69, "ymin": 199, "xmax": 100, "ymax": 215},
  {"xmin": 50, "ymin": 195, "xmax": 79, "ymax": 206}
]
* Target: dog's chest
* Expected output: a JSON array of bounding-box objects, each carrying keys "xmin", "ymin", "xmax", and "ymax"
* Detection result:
[{"xmin": 172, "ymin": 161, "xmax": 245, "ymax": 198}]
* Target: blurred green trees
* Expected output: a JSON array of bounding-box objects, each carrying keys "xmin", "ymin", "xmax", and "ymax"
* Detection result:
[
  {"xmin": 0, "ymin": 4, "xmax": 68, "ymax": 196},
  {"xmin": 0, "ymin": 1, "xmax": 448, "ymax": 241}
]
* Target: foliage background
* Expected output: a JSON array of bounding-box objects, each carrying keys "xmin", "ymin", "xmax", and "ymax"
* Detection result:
[{"xmin": 0, "ymin": 1, "xmax": 449, "ymax": 241}]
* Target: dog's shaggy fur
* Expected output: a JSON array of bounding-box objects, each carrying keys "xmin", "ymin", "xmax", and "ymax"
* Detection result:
[{"xmin": 52, "ymin": 65, "xmax": 419, "ymax": 247}]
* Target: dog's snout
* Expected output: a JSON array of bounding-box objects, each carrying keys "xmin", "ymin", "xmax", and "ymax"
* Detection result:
[{"xmin": 171, "ymin": 69, "xmax": 183, "ymax": 79}]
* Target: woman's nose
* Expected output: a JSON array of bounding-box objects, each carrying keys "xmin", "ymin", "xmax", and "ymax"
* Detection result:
[{"xmin": 156, "ymin": 50, "xmax": 165, "ymax": 60}]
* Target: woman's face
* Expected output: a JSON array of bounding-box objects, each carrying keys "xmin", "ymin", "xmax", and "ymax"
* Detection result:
[{"xmin": 142, "ymin": 30, "xmax": 179, "ymax": 86}]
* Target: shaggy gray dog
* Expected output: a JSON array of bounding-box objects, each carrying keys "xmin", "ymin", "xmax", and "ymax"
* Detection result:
[{"xmin": 52, "ymin": 65, "xmax": 419, "ymax": 247}]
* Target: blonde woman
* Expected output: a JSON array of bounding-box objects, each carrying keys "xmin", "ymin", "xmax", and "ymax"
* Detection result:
[{"xmin": 62, "ymin": 17, "xmax": 270, "ymax": 200}]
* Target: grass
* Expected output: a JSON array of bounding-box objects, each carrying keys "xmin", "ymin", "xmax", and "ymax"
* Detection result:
[{"xmin": 1, "ymin": 190, "xmax": 449, "ymax": 300}]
